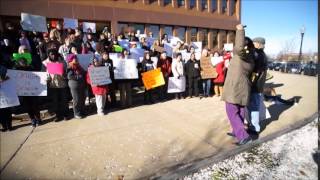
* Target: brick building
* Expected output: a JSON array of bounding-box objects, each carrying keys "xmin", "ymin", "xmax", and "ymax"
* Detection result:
[{"xmin": 0, "ymin": 0, "xmax": 240, "ymax": 50}]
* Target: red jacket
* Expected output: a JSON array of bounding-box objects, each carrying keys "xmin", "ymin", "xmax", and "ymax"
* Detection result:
[
  {"xmin": 213, "ymin": 60, "xmax": 225, "ymax": 83},
  {"xmin": 157, "ymin": 57, "xmax": 172, "ymax": 78},
  {"xmin": 86, "ymin": 65, "xmax": 109, "ymax": 95}
]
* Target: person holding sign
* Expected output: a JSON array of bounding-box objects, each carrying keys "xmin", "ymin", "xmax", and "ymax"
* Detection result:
[
  {"xmin": 86, "ymin": 58, "xmax": 109, "ymax": 116},
  {"xmin": 211, "ymin": 51, "xmax": 225, "ymax": 97},
  {"xmin": 200, "ymin": 48, "xmax": 217, "ymax": 98},
  {"xmin": 157, "ymin": 52, "xmax": 172, "ymax": 101},
  {"xmin": 185, "ymin": 53, "xmax": 200, "ymax": 98},
  {"xmin": 171, "ymin": 53, "xmax": 185, "ymax": 100},
  {"xmin": 43, "ymin": 49, "xmax": 69, "ymax": 121},
  {"xmin": 101, "ymin": 52, "xmax": 116, "ymax": 108},
  {"xmin": 0, "ymin": 65, "xmax": 13, "ymax": 131},
  {"xmin": 67, "ymin": 54, "xmax": 86, "ymax": 119},
  {"xmin": 118, "ymin": 49, "xmax": 133, "ymax": 108},
  {"xmin": 13, "ymin": 57, "xmax": 42, "ymax": 127},
  {"xmin": 141, "ymin": 51, "xmax": 156, "ymax": 104}
]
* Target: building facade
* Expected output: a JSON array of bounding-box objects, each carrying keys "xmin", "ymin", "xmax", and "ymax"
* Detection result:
[{"xmin": 0, "ymin": 0, "xmax": 240, "ymax": 50}]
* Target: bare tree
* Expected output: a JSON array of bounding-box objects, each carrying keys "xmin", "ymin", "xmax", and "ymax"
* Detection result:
[{"xmin": 277, "ymin": 38, "xmax": 297, "ymax": 60}]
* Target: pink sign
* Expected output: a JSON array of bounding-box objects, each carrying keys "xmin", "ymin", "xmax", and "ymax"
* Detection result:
[{"xmin": 47, "ymin": 63, "xmax": 64, "ymax": 75}]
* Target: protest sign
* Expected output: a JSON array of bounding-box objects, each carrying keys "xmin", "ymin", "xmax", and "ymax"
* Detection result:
[
  {"xmin": 130, "ymin": 48, "xmax": 145, "ymax": 63},
  {"xmin": 195, "ymin": 52, "xmax": 201, "ymax": 60},
  {"xmin": 164, "ymin": 43, "xmax": 173, "ymax": 57},
  {"xmin": 88, "ymin": 66, "xmax": 112, "ymax": 86},
  {"xmin": 113, "ymin": 58, "xmax": 138, "ymax": 79},
  {"xmin": 118, "ymin": 40, "xmax": 130, "ymax": 49},
  {"xmin": 109, "ymin": 53, "xmax": 120, "ymax": 61},
  {"xmin": 211, "ymin": 56, "xmax": 224, "ymax": 67},
  {"xmin": 0, "ymin": 79, "xmax": 20, "ymax": 108},
  {"xmin": 224, "ymin": 43, "xmax": 234, "ymax": 51},
  {"xmin": 113, "ymin": 45, "xmax": 123, "ymax": 53},
  {"xmin": 47, "ymin": 63, "xmax": 64, "ymax": 75},
  {"xmin": 7, "ymin": 70, "xmax": 47, "ymax": 96},
  {"xmin": 82, "ymin": 22, "xmax": 96, "ymax": 33},
  {"xmin": 77, "ymin": 54, "xmax": 93, "ymax": 70},
  {"xmin": 181, "ymin": 51, "xmax": 191, "ymax": 61},
  {"xmin": 151, "ymin": 57, "xmax": 158, "ymax": 68},
  {"xmin": 167, "ymin": 76, "xmax": 186, "ymax": 93},
  {"xmin": 146, "ymin": 37, "xmax": 156, "ymax": 48},
  {"xmin": 141, "ymin": 68, "xmax": 165, "ymax": 90},
  {"xmin": 200, "ymin": 57, "xmax": 218, "ymax": 79},
  {"xmin": 12, "ymin": 53, "xmax": 32, "ymax": 65},
  {"xmin": 191, "ymin": 42, "xmax": 202, "ymax": 53},
  {"xmin": 169, "ymin": 36, "xmax": 183, "ymax": 46},
  {"xmin": 21, "ymin": 13, "xmax": 48, "ymax": 33},
  {"xmin": 63, "ymin": 18, "xmax": 78, "ymax": 29}
]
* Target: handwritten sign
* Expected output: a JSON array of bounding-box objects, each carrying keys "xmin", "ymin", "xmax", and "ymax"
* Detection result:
[
  {"xmin": 7, "ymin": 70, "xmax": 47, "ymax": 96},
  {"xmin": 169, "ymin": 36, "xmax": 183, "ymax": 46},
  {"xmin": 181, "ymin": 51, "xmax": 191, "ymax": 61},
  {"xmin": 153, "ymin": 45, "xmax": 165, "ymax": 53},
  {"xmin": 164, "ymin": 43, "xmax": 173, "ymax": 57},
  {"xmin": 109, "ymin": 53, "xmax": 120, "ymax": 61},
  {"xmin": 77, "ymin": 54, "xmax": 93, "ymax": 70},
  {"xmin": 63, "ymin": 18, "xmax": 78, "ymax": 29},
  {"xmin": 200, "ymin": 57, "xmax": 217, "ymax": 79},
  {"xmin": 151, "ymin": 57, "xmax": 158, "ymax": 68},
  {"xmin": 211, "ymin": 56, "xmax": 224, "ymax": 67},
  {"xmin": 141, "ymin": 68, "xmax": 165, "ymax": 90},
  {"xmin": 224, "ymin": 43, "xmax": 234, "ymax": 51},
  {"xmin": 82, "ymin": 22, "xmax": 96, "ymax": 33},
  {"xmin": 113, "ymin": 58, "xmax": 138, "ymax": 79},
  {"xmin": 21, "ymin": 13, "xmax": 48, "ymax": 33},
  {"xmin": 118, "ymin": 40, "xmax": 130, "ymax": 49},
  {"xmin": 47, "ymin": 63, "xmax": 64, "ymax": 75},
  {"xmin": 0, "ymin": 79, "xmax": 20, "ymax": 108},
  {"xmin": 88, "ymin": 66, "xmax": 112, "ymax": 86},
  {"xmin": 130, "ymin": 48, "xmax": 145, "ymax": 63},
  {"xmin": 167, "ymin": 76, "xmax": 186, "ymax": 93},
  {"xmin": 146, "ymin": 37, "xmax": 156, "ymax": 48},
  {"xmin": 191, "ymin": 42, "xmax": 202, "ymax": 53}
]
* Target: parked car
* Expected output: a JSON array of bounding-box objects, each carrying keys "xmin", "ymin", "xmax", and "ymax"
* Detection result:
[
  {"xmin": 285, "ymin": 61, "xmax": 302, "ymax": 74},
  {"xmin": 303, "ymin": 62, "xmax": 317, "ymax": 76},
  {"xmin": 273, "ymin": 62, "xmax": 283, "ymax": 71}
]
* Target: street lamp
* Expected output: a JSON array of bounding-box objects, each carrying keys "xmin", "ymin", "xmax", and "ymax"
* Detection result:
[{"xmin": 298, "ymin": 26, "xmax": 305, "ymax": 61}]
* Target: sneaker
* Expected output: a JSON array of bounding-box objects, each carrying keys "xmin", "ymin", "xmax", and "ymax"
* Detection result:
[
  {"xmin": 74, "ymin": 115, "xmax": 83, "ymax": 119},
  {"xmin": 36, "ymin": 119, "xmax": 42, "ymax": 126},
  {"xmin": 31, "ymin": 119, "xmax": 36, "ymax": 127},
  {"xmin": 97, "ymin": 112, "xmax": 105, "ymax": 116},
  {"xmin": 236, "ymin": 136, "xmax": 252, "ymax": 146}
]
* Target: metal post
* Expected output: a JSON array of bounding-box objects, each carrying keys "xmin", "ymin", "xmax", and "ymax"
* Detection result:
[{"xmin": 298, "ymin": 26, "xmax": 305, "ymax": 61}]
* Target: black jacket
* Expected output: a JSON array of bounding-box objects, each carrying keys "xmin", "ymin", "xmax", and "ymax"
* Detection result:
[
  {"xmin": 185, "ymin": 60, "xmax": 200, "ymax": 78},
  {"xmin": 252, "ymin": 49, "xmax": 268, "ymax": 93}
]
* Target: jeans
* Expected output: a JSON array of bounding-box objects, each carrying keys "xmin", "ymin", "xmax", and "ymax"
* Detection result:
[
  {"xmin": 247, "ymin": 93, "xmax": 261, "ymax": 132},
  {"xmin": 202, "ymin": 79, "xmax": 211, "ymax": 96}
]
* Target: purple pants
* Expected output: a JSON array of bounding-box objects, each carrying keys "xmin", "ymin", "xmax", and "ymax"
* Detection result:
[{"xmin": 225, "ymin": 102, "xmax": 249, "ymax": 141}]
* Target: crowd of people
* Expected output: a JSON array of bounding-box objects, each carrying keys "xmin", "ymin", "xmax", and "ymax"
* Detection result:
[{"xmin": 0, "ymin": 21, "xmax": 272, "ymax": 146}]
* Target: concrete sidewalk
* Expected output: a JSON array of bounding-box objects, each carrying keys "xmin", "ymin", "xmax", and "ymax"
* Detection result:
[{"xmin": 0, "ymin": 71, "xmax": 317, "ymax": 180}]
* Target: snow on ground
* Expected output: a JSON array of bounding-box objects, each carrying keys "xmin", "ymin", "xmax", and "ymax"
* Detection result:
[{"xmin": 184, "ymin": 119, "xmax": 318, "ymax": 180}]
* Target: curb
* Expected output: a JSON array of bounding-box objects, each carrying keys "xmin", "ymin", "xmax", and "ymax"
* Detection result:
[{"xmin": 144, "ymin": 112, "xmax": 318, "ymax": 180}]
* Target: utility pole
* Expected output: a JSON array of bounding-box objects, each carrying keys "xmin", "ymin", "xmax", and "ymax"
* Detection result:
[{"xmin": 298, "ymin": 26, "xmax": 305, "ymax": 61}]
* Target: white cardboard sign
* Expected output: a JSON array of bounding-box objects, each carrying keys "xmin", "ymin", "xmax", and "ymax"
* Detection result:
[
  {"xmin": 113, "ymin": 58, "xmax": 138, "ymax": 79},
  {"xmin": 77, "ymin": 54, "xmax": 94, "ymax": 70},
  {"xmin": 88, "ymin": 66, "xmax": 112, "ymax": 86},
  {"xmin": 167, "ymin": 76, "xmax": 186, "ymax": 93},
  {"xmin": 0, "ymin": 79, "xmax": 20, "ymax": 108},
  {"xmin": 63, "ymin": 18, "xmax": 78, "ymax": 29},
  {"xmin": 20, "ymin": 13, "xmax": 48, "ymax": 33},
  {"xmin": 82, "ymin": 22, "xmax": 96, "ymax": 33}
]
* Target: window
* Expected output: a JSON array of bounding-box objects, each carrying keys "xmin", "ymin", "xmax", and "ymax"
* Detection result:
[
  {"xmin": 230, "ymin": 0, "xmax": 236, "ymax": 15},
  {"xmin": 190, "ymin": 0, "xmax": 196, "ymax": 9},
  {"xmin": 164, "ymin": 0, "xmax": 171, "ymax": 6},
  {"xmin": 149, "ymin": 0, "xmax": 157, "ymax": 4},
  {"xmin": 131, "ymin": 23, "xmax": 145, "ymax": 34},
  {"xmin": 164, "ymin": 26, "xmax": 173, "ymax": 37},
  {"xmin": 221, "ymin": 0, "xmax": 227, "ymax": 14},
  {"xmin": 177, "ymin": 0, "xmax": 185, "ymax": 7},
  {"xmin": 149, "ymin": 25, "xmax": 160, "ymax": 38},
  {"xmin": 199, "ymin": 28, "xmax": 208, "ymax": 47},
  {"xmin": 201, "ymin": 0, "xmax": 208, "ymax": 10},
  {"xmin": 211, "ymin": 0, "xmax": 217, "ymax": 12},
  {"xmin": 190, "ymin": 28, "xmax": 197, "ymax": 42},
  {"xmin": 176, "ymin": 27, "xmax": 186, "ymax": 41},
  {"xmin": 118, "ymin": 23, "xmax": 129, "ymax": 35}
]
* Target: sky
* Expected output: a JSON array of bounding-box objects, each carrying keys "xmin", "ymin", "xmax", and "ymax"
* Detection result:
[{"xmin": 242, "ymin": 0, "xmax": 318, "ymax": 57}]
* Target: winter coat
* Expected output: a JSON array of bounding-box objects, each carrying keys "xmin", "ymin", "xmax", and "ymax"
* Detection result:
[
  {"xmin": 213, "ymin": 59, "xmax": 226, "ymax": 83},
  {"xmin": 171, "ymin": 59, "xmax": 184, "ymax": 77},
  {"xmin": 157, "ymin": 57, "xmax": 172, "ymax": 78},
  {"xmin": 221, "ymin": 29, "xmax": 255, "ymax": 106},
  {"xmin": 185, "ymin": 59, "xmax": 200, "ymax": 78},
  {"xmin": 252, "ymin": 48, "xmax": 268, "ymax": 93},
  {"xmin": 86, "ymin": 65, "xmax": 108, "ymax": 95},
  {"xmin": 141, "ymin": 59, "xmax": 155, "ymax": 72}
]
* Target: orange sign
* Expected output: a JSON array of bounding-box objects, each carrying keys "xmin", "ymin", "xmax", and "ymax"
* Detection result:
[{"xmin": 141, "ymin": 68, "xmax": 165, "ymax": 90}]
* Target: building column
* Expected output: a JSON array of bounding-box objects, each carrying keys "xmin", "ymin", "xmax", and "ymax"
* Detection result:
[
  {"xmin": 111, "ymin": 19, "xmax": 118, "ymax": 35},
  {"xmin": 143, "ymin": 0, "xmax": 149, "ymax": 5},
  {"xmin": 196, "ymin": 29, "xmax": 202, "ymax": 42},
  {"xmin": 196, "ymin": 0, "xmax": 202, "ymax": 11},
  {"xmin": 207, "ymin": 0, "xmax": 212, "ymax": 13},
  {"xmin": 227, "ymin": 0, "xmax": 231, "ymax": 16},
  {"xmin": 217, "ymin": 30, "xmax": 227, "ymax": 50},
  {"xmin": 217, "ymin": 0, "xmax": 222, "ymax": 14},
  {"xmin": 172, "ymin": 0, "xmax": 178, "ymax": 8},
  {"xmin": 158, "ymin": 0, "xmax": 164, "ymax": 6},
  {"xmin": 145, "ymin": 24, "xmax": 150, "ymax": 35},
  {"xmin": 226, "ymin": 31, "xmax": 235, "ymax": 44},
  {"xmin": 208, "ymin": 30, "xmax": 213, "ymax": 49},
  {"xmin": 186, "ymin": 27, "xmax": 192, "ymax": 44},
  {"xmin": 235, "ymin": 0, "xmax": 241, "ymax": 20},
  {"xmin": 159, "ymin": 25, "xmax": 165, "ymax": 37},
  {"xmin": 185, "ymin": 0, "xmax": 190, "ymax": 9}
]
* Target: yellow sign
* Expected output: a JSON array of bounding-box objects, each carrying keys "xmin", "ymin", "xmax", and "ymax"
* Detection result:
[{"xmin": 141, "ymin": 68, "xmax": 165, "ymax": 90}]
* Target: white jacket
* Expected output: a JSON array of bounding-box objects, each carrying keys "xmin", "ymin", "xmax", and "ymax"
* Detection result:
[{"xmin": 171, "ymin": 59, "xmax": 184, "ymax": 77}]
